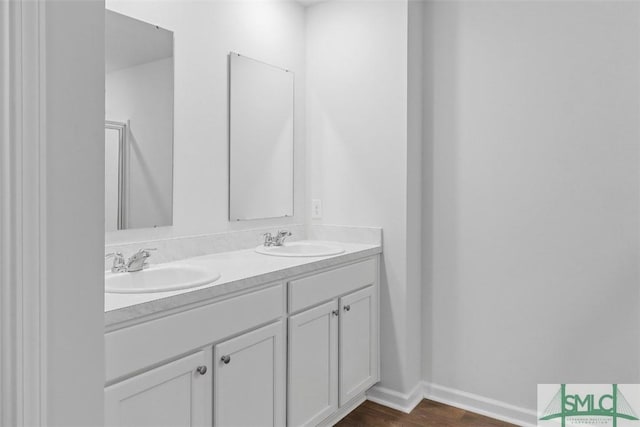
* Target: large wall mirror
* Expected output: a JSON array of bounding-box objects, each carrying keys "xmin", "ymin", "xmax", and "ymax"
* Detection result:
[
  {"xmin": 229, "ymin": 53, "xmax": 294, "ymax": 221},
  {"xmin": 105, "ymin": 9, "xmax": 174, "ymax": 231}
]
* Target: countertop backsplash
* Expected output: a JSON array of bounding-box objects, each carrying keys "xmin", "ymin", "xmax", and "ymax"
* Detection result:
[
  {"xmin": 306, "ymin": 224, "xmax": 382, "ymax": 246},
  {"xmin": 104, "ymin": 224, "xmax": 382, "ymax": 271},
  {"xmin": 104, "ymin": 224, "xmax": 306, "ymax": 271}
]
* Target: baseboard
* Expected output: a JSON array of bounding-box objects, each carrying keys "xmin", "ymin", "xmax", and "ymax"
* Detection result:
[
  {"xmin": 423, "ymin": 382, "xmax": 538, "ymax": 427},
  {"xmin": 365, "ymin": 381, "xmax": 537, "ymax": 426},
  {"xmin": 318, "ymin": 392, "xmax": 366, "ymax": 427},
  {"xmin": 366, "ymin": 382, "xmax": 423, "ymax": 414}
]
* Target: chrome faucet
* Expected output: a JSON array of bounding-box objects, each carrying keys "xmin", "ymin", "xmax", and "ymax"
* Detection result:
[
  {"xmin": 263, "ymin": 230, "xmax": 292, "ymax": 247},
  {"xmin": 105, "ymin": 248, "xmax": 156, "ymax": 273},
  {"xmin": 126, "ymin": 248, "xmax": 156, "ymax": 272},
  {"xmin": 275, "ymin": 230, "xmax": 292, "ymax": 246}
]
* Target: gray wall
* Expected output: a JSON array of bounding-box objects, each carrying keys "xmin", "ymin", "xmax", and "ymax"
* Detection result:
[
  {"xmin": 422, "ymin": 0, "xmax": 640, "ymax": 411},
  {"xmin": 45, "ymin": 0, "xmax": 105, "ymax": 424}
]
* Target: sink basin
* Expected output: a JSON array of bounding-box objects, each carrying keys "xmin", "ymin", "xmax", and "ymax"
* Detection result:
[
  {"xmin": 255, "ymin": 241, "xmax": 345, "ymax": 257},
  {"xmin": 105, "ymin": 263, "xmax": 221, "ymax": 294}
]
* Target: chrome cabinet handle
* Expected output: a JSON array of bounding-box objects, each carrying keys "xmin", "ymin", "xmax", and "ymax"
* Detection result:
[
  {"xmin": 344, "ymin": 305, "xmax": 351, "ymax": 312},
  {"xmin": 332, "ymin": 310, "xmax": 339, "ymax": 317},
  {"xmin": 196, "ymin": 365, "xmax": 207, "ymax": 375},
  {"xmin": 220, "ymin": 355, "xmax": 231, "ymax": 364}
]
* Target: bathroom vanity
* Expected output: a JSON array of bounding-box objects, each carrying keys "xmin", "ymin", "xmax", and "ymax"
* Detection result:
[
  {"xmin": 104, "ymin": 242, "xmax": 381, "ymax": 427},
  {"xmin": 102, "ymin": 5, "xmax": 380, "ymax": 425}
]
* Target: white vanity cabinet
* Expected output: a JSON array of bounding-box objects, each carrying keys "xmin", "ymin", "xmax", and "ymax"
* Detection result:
[
  {"xmin": 287, "ymin": 259, "xmax": 379, "ymax": 427},
  {"xmin": 338, "ymin": 285, "xmax": 378, "ymax": 405},
  {"xmin": 104, "ymin": 255, "xmax": 379, "ymax": 427},
  {"xmin": 213, "ymin": 321, "xmax": 285, "ymax": 427},
  {"xmin": 105, "ymin": 350, "xmax": 212, "ymax": 427},
  {"xmin": 288, "ymin": 300, "xmax": 340, "ymax": 426},
  {"xmin": 105, "ymin": 283, "xmax": 286, "ymax": 427},
  {"xmin": 105, "ymin": 320, "xmax": 286, "ymax": 427}
]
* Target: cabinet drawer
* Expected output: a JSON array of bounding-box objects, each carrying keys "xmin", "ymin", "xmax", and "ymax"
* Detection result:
[
  {"xmin": 106, "ymin": 283, "xmax": 284, "ymax": 383},
  {"xmin": 288, "ymin": 258, "xmax": 376, "ymax": 313}
]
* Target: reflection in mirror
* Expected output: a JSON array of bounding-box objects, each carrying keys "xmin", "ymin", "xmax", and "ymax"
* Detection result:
[
  {"xmin": 105, "ymin": 121, "xmax": 126, "ymax": 231},
  {"xmin": 229, "ymin": 53, "xmax": 294, "ymax": 221},
  {"xmin": 105, "ymin": 9, "xmax": 174, "ymax": 231}
]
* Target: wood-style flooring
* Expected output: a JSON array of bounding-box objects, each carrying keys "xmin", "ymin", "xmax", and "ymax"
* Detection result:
[{"xmin": 336, "ymin": 399, "xmax": 519, "ymax": 427}]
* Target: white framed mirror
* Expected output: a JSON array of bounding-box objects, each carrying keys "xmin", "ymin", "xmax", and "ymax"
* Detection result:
[{"xmin": 229, "ymin": 53, "xmax": 294, "ymax": 221}]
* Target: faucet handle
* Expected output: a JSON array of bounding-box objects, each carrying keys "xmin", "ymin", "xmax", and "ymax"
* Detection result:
[
  {"xmin": 105, "ymin": 252, "xmax": 125, "ymax": 273},
  {"xmin": 263, "ymin": 232, "xmax": 274, "ymax": 246},
  {"xmin": 105, "ymin": 252, "xmax": 124, "ymax": 261},
  {"xmin": 132, "ymin": 248, "xmax": 156, "ymax": 258},
  {"xmin": 275, "ymin": 230, "xmax": 292, "ymax": 246},
  {"xmin": 105, "ymin": 252, "xmax": 122, "ymax": 259},
  {"xmin": 138, "ymin": 248, "xmax": 156, "ymax": 266}
]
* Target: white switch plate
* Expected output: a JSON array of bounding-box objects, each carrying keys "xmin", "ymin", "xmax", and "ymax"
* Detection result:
[{"xmin": 311, "ymin": 199, "xmax": 322, "ymax": 219}]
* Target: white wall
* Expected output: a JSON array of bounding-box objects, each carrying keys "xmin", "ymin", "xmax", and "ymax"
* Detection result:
[
  {"xmin": 106, "ymin": 57, "xmax": 174, "ymax": 229},
  {"xmin": 105, "ymin": 0, "xmax": 306, "ymax": 244},
  {"xmin": 44, "ymin": 0, "xmax": 105, "ymax": 424},
  {"xmin": 422, "ymin": 0, "xmax": 640, "ymax": 413},
  {"xmin": 306, "ymin": 0, "xmax": 422, "ymax": 395}
]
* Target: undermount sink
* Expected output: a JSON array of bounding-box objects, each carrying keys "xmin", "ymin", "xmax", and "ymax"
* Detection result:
[
  {"xmin": 255, "ymin": 241, "xmax": 345, "ymax": 257},
  {"xmin": 105, "ymin": 263, "xmax": 221, "ymax": 294}
]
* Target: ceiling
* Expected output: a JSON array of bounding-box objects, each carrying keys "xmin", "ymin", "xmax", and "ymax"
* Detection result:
[{"xmin": 295, "ymin": 0, "xmax": 327, "ymax": 7}]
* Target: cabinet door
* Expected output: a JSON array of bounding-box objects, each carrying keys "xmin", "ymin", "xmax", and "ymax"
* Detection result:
[
  {"xmin": 213, "ymin": 321, "xmax": 285, "ymax": 427},
  {"xmin": 339, "ymin": 285, "xmax": 378, "ymax": 405},
  {"xmin": 288, "ymin": 300, "xmax": 339, "ymax": 427},
  {"xmin": 105, "ymin": 350, "xmax": 211, "ymax": 427}
]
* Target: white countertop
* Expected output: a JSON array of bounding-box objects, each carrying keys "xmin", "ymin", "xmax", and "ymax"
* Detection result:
[{"xmin": 105, "ymin": 241, "xmax": 381, "ymax": 329}]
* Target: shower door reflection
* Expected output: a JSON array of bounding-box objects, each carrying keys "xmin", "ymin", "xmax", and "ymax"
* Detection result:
[{"xmin": 105, "ymin": 121, "xmax": 126, "ymax": 231}]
